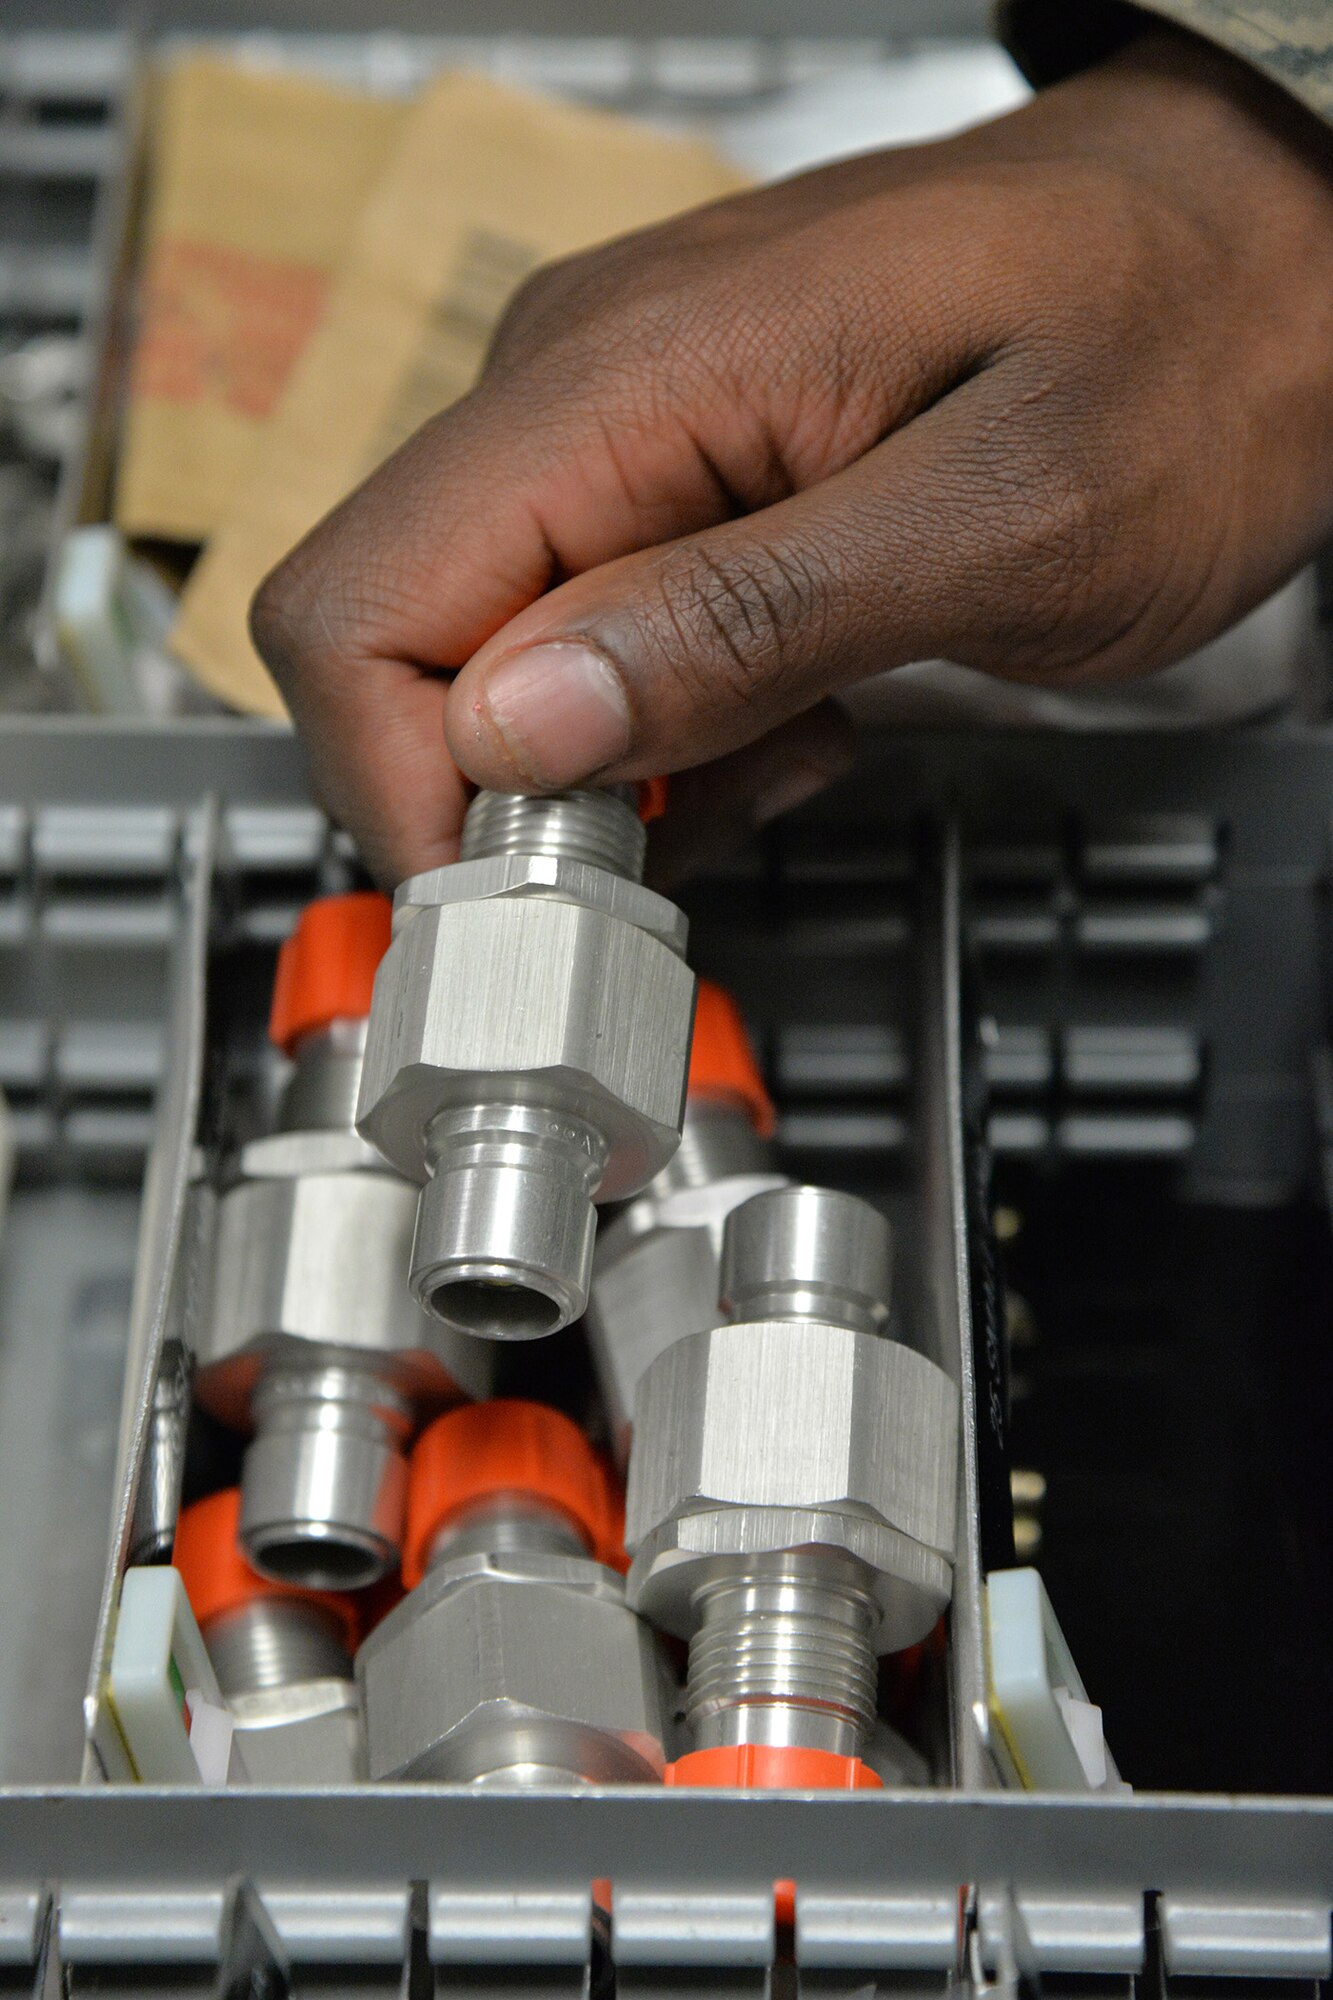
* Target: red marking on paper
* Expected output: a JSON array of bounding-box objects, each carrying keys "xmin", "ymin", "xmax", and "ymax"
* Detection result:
[{"xmin": 133, "ymin": 236, "xmax": 329, "ymax": 419}]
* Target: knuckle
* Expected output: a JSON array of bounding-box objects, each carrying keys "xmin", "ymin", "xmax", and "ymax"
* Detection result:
[
  {"xmin": 485, "ymin": 242, "xmax": 631, "ymax": 375},
  {"xmin": 650, "ymin": 536, "xmax": 832, "ymax": 709},
  {"xmin": 488, "ymin": 259, "xmax": 568, "ymax": 351},
  {"xmin": 248, "ymin": 550, "xmax": 314, "ymax": 680}
]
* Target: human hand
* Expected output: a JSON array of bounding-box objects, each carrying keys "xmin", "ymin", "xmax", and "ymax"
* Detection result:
[{"xmin": 251, "ymin": 27, "xmax": 1333, "ymax": 886}]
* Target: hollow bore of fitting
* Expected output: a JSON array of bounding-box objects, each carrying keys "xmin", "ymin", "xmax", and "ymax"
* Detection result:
[
  {"xmin": 412, "ymin": 1105, "xmax": 607, "ymax": 1340},
  {"xmin": 240, "ymin": 1361, "xmax": 411, "ymax": 1590},
  {"xmin": 428, "ymin": 1275, "xmax": 564, "ymax": 1343}
]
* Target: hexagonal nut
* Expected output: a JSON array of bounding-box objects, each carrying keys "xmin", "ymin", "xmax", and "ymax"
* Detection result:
[
  {"xmin": 197, "ymin": 1170, "xmax": 492, "ymax": 1404},
  {"xmin": 357, "ymin": 1553, "xmax": 667, "ymax": 1783},
  {"xmin": 357, "ymin": 897, "xmax": 695, "ymax": 1190},
  {"xmin": 396, "ymin": 853, "xmax": 689, "ymax": 955},
  {"xmin": 238, "ymin": 1128, "xmax": 390, "ymax": 1179},
  {"xmin": 625, "ymin": 1320, "xmax": 959, "ymax": 1642},
  {"xmin": 231, "ymin": 1678, "xmax": 363, "ymax": 1784}
]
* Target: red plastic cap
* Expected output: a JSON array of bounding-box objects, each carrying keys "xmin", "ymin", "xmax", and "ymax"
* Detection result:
[
  {"xmin": 636, "ymin": 778, "xmax": 669, "ymax": 824},
  {"xmin": 173, "ymin": 1488, "xmax": 363, "ymax": 1653},
  {"xmin": 666, "ymin": 1745, "xmax": 883, "ymax": 1790},
  {"xmin": 404, "ymin": 1399, "xmax": 625, "ymax": 1588},
  {"xmin": 688, "ymin": 980, "xmax": 775, "ymax": 1138},
  {"xmin": 268, "ymin": 892, "xmax": 393, "ymax": 1055}
]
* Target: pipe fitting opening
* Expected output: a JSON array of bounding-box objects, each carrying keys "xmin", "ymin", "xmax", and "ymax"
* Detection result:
[
  {"xmin": 427, "ymin": 1273, "xmax": 567, "ymax": 1344},
  {"xmin": 412, "ymin": 1106, "xmax": 605, "ymax": 1340}
]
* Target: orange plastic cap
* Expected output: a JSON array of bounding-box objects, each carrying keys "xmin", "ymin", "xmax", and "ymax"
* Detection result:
[
  {"xmin": 404, "ymin": 1399, "xmax": 624, "ymax": 1588},
  {"xmin": 268, "ymin": 892, "xmax": 393, "ymax": 1055},
  {"xmin": 172, "ymin": 1488, "xmax": 363, "ymax": 1653},
  {"xmin": 666, "ymin": 1744, "xmax": 882, "ymax": 1790},
  {"xmin": 636, "ymin": 778, "xmax": 669, "ymax": 824},
  {"xmin": 688, "ymin": 980, "xmax": 775, "ymax": 1137}
]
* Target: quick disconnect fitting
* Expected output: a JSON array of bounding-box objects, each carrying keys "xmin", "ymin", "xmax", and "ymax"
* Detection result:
[
  {"xmin": 356, "ymin": 784, "xmax": 695, "ymax": 1344},
  {"xmin": 626, "ymin": 1185, "xmax": 960, "ymax": 1789},
  {"xmin": 358, "ymin": 1400, "xmax": 666, "ymax": 1786},
  {"xmin": 195, "ymin": 894, "xmax": 491, "ymax": 1593},
  {"xmin": 173, "ymin": 1487, "xmax": 366, "ymax": 1783}
]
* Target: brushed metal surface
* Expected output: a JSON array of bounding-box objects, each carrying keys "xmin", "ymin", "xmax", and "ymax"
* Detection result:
[
  {"xmin": 587, "ymin": 1098, "xmax": 785, "ymax": 1462},
  {"xmin": 358, "ymin": 787, "xmax": 695, "ymax": 1340},
  {"xmin": 359, "ymin": 896, "xmax": 694, "ymax": 1190},
  {"xmin": 626, "ymin": 1317, "xmax": 958, "ymax": 1648},
  {"xmin": 357, "ymin": 1551, "xmax": 667, "ymax": 1786}
]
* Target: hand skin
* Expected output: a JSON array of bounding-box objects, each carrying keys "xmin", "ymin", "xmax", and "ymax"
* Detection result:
[{"xmin": 251, "ymin": 26, "xmax": 1333, "ymax": 888}]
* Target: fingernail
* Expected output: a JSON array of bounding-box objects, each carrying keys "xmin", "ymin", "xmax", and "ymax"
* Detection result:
[
  {"xmin": 479, "ymin": 642, "xmax": 631, "ymax": 787},
  {"xmin": 752, "ymin": 760, "xmax": 836, "ymax": 827}
]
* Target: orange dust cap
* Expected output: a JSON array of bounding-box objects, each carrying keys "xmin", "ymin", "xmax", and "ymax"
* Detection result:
[
  {"xmin": 666, "ymin": 1744, "xmax": 882, "ymax": 1790},
  {"xmin": 269, "ymin": 891, "xmax": 392, "ymax": 1055},
  {"xmin": 688, "ymin": 980, "xmax": 775, "ymax": 1137},
  {"xmin": 404, "ymin": 1399, "xmax": 624, "ymax": 1588},
  {"xmin": 636, "ymin": 778, "xmax": 669, "ymax": 823}
]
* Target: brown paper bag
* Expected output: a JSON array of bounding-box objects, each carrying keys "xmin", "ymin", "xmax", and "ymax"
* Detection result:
[
  {"xmin": 172, "ymin": 71, "xmax": 746, "ymax": 715},
  {"xmin": 114, "ymin": 56, "xmax": 403, "ymax": 544}
]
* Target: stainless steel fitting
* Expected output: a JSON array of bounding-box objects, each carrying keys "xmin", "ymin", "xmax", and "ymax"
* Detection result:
[
  {"xmin": 356, "ymin": 787, "xmax": 696, "ymax": 1343},
  {"xmin": 626, "ymin": 1185, "xmax": 959, "ymax": 1769},
  {"xmin": 175, "ymin": 1489, "xmax": 365, "ymax": 1785},
  {"xmin": 586, "ymin": 1095, "xmax": 786, "ymax": 1465},
  {"xmin": 357, "ymin": 1489, "xmax": 667, "ymax": 1786},
  {"xmin": 197, "ymin": 955, "xmax": 492, "ymax": 1592},
  {"xmin": 129, "ymin": 1339, "xmax": 194, "ymax": 1566},
  {"xmin": 208, "ymin": 1593, "xmax": 363, "ymax": 1785}
]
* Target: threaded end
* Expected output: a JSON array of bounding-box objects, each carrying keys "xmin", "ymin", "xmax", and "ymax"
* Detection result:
[
  {"xmin": 685, "ymin": 1562, "xmax": 879, "ymax": 1757},
  {"xmin": 460, "ymin": 788, "xmax": 646, "ymax": 879},
  {"xmin": 204, "ymin": 1598, "xmax": 351, "ymax": 1699}
]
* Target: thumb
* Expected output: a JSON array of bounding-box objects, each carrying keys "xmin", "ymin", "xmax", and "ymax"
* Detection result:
[{"xmin": 442, "ymin": 386, "xmax": 1004, "ymax": 793}]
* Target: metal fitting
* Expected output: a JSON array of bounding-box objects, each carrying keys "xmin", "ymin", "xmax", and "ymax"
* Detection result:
[
  {"xmin": 626, "ymin": 1185, "xmax": 959, "ymax": 1770},
  {"xmin": 211, "ymin": 1598, "xmax": 364, "ymax": 1786},
  {"xmin": 129, "ymin": 1339, "xmax": 194, "ymax": 1566},
  {"xmin": 197, "ymin": 906, "xmax": 492, "ymax": 1591},
  {"xmin": 588, "ymin": 979, "xmax": 782, "ymax": 1462},
  {"xmin": 357, "ymin": 1405, "xmax": 667, "ymax": 1785},
  {"xmin": 174, "ymin": 1489, "xmax": 364, "ymax": 1784},
  {"xmin": 587, "ymin": 1096, "xmax": 787, "ymax": 1465},
  {"xmin": 199, "ymin": 1062, "xmax": 491, "ymax": 1588},
  {"xmin": 356, "ymin": 787, "xmax": 695, "ymax": 1343}
]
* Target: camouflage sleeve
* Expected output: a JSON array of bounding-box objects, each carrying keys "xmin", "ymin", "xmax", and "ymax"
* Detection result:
[{"xmin": 996, "ymin": 0, "xmax": 1333, "ymax": 127}]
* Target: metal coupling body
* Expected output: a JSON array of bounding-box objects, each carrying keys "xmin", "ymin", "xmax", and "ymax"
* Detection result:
[
  {"xmin": 357, "ymin": 1400, "xmax": 668, "ymax": 1786},
  {"xmin": 587, "ymin": 980, "xmax": 786, "ymax": 1466},
  {"xmin": 625, "ymin": 1184, "xmax": 960, "ymax": 1786},
  {"xmin": 174, "ymin": 1488, "xmax": 365, "ymax": 1784},
  {"xmin": 195, "ymin": 894, "xmax": 492, "ymax": 1592},
  {"xmin": 356, "ymin": 787, "xmax": 696, "ymax": 1343},
  {"xmin": 129, "ymin": 1338, "xmax": 195, "ymax": 1565}
]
